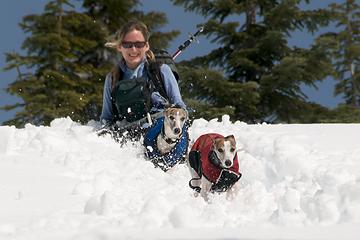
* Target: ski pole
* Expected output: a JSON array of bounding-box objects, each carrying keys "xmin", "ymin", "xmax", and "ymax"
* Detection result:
[{"xmin": 172, "ymin": 26, "xmax": 204, "ymax": 60}]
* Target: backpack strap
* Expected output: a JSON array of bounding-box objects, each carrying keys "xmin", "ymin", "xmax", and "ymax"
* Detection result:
[{"xmin": 146, "ymin": 61, "xmax": 169, "ymax": 101}]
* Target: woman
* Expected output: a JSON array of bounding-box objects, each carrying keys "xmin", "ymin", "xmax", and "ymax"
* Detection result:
[{"xmin": 100, "ymin": 20, "xmax": 186, "ymax": 140}]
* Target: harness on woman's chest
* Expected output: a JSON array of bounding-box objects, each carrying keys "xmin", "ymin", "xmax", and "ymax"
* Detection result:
[
  {"xmin": 110, "ymin": 62, "xmax": 168, "ymax": 123},
  {"xmin": 111, "ymin": 76, "xmax": 152, "ymax": 122}
]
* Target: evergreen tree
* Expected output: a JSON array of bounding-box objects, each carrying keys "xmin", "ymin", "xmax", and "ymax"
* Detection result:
[
  {"xmin": 320, "ymin": 0, "xmax": 360, "ymax": 107},
  {"xmin": 83, "ymin": 0, "xmax": 140, "ymax": 33},
  {"xmin": 173, "ymin": 0, "xmax": 334, "ymax": 123},
  {"xmin": 2, "ymin": 0, "xmax": 109, "ymax": 126},
  {"xmin": 327, "ymin": 105, "xmax": 360, "ymax": 122},
  {"xmin": 178, "ymin": 62, "xmax": 259, "ymax": 121}
]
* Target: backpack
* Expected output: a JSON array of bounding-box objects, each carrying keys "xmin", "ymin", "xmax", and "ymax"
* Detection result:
[{"xmin": 151, "ymin": 49, "xmax": 179, "ymax": 81}]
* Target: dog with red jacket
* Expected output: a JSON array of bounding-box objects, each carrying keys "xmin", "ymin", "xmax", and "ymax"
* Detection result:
[{"xmin": 188, "ymin": 133, "xmax": 242, "ymax": 200}]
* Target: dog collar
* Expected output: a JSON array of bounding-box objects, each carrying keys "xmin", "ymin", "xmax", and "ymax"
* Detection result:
[
  {"xmin": 165, "ymin": 137, "xmax": 178, "ymax": 144},
  {"xmin": 161, "ymin": 125, "xmax": 180, "ymax": 144}
]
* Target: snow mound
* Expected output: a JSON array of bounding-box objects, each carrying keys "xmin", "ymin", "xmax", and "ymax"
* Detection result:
[{"xmin": 1, "ymin": 116, "xmax": 360, "ymax": 239}]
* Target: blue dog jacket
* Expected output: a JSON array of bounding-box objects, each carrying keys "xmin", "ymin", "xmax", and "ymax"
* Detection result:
[{"xmin": 143, "ymin": 117, "xmax": 189, "ymax": 171}]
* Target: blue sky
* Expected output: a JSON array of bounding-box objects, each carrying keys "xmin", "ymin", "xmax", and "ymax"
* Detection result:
[{"xmin": 0, "ymin": 0, "xmax": 344, "ymax": 125}]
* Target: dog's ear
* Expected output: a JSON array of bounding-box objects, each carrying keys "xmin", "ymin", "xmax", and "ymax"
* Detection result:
[
  {"xmin": 225, "ymin": 135, "xmax": 235, "ymax": 141},
  {"xmin": 213, "ymin": 138, "xmax": 224, "ymax": 150},
  {"xmin": 225, "ymin": 135, "xmax": 236, "ymax": 149}
]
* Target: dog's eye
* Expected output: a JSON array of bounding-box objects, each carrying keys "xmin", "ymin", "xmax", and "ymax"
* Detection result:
[
  {"xmin": 181, "ymin": 117, "xmax": 185, "ymax": 121},
  {"xmin": 217, "ymin": 148, "xmax": 224, "ymax": 153},
  {"xmin": 170, "ymin": 116, "xmax": 175, "ymax": 120},
  {"xmin": 230, "ymin": 148, "xmax": 235, "ymax": 152}
]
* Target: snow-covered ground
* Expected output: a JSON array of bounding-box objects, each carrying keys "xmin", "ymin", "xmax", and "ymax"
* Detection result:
[{"xmin": 0, "ymin": 116, "xmax": 359, "ymax": 240}]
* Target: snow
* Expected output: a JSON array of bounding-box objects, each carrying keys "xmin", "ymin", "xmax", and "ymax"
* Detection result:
[{"xmin": 0, "ymin": 115, "xmax": 359, "ymax": 239}]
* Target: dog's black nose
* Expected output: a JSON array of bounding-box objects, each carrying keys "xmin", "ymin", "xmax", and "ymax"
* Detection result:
[
  {"xmin": 225, "ymin": 160, "xmax": 232, "ymax": 167},
  {"xmin": 174, "ymin": 128, "xmax": 181, "ymax": 134}
]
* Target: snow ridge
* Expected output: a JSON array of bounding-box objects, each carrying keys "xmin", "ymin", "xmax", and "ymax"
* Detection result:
[{"xmin": 1, "ymin": 116, "xmax": 360, "ymax": 239}]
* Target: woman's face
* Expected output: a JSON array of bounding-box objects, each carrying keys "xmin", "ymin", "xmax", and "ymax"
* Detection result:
[{"xmin": 117, "ymin": 29, "xmax": 149, "ymax": 69}]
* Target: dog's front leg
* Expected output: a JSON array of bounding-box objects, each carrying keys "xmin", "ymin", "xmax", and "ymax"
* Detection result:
[{"xmin": 200, "ymin": 178, "xmax": 212, "ymax": 201}]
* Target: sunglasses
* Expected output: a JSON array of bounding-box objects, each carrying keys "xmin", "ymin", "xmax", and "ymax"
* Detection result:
[{"xmin": 121, "ymin": 41, "xmax": 147, "ymax": 49}]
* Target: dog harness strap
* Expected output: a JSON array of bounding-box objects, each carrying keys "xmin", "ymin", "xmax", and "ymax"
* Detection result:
[
  {"xmin": 211, "ymin": 169, "xmax": 242, "ymax": 192},
  {"xmin": 189, "ymin": 177, "xmax": 201, "ymax": 193}
]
